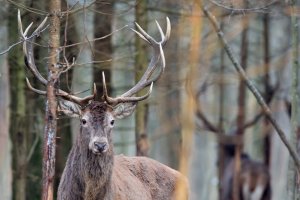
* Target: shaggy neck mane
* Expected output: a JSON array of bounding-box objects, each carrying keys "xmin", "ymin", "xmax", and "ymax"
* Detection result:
[
  {"xmin": 80, "ymin": 141, "xmax": 114, "ymax": 182},
  {"xmin": 78, "ymin": 101, "xmax": 115, "ymax": 196}
]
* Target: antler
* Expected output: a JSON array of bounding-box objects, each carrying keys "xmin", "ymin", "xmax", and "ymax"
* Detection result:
[
  {"xmin": 18, "ymin": 10, "xmax": 96, "ymax": 106},
  {"xmin": 102, "ymin": 17, "xmax": 171, "ymax": 106}
]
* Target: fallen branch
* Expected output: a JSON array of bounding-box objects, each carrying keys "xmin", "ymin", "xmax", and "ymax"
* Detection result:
[{"xmin": 199, "ymin": 2, "xmax": 300, "ymax": 170}]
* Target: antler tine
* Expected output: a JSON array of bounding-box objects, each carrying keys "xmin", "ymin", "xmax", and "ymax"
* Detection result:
[
  {"xmin": 130, "ymin": 28, "xmax": 151, "ymax": 44},
  {"xmin": 18, "ymin": 10, "xmax": 48, "ymax": 86},
  {"xmin": 102, "ymin": 72, "xmax": 116, "ymax": 105},
  {"xmin": 57, "ymin": 83, "xmax": 97, "ymax": 106},
  {"xmin": 163, "ymin": 17, "xmax": 171, "ymax": 45},
  {"xmin": 134, "ymin": 22, "xmax": 158, "ymax": 45},
  {"xmin": 23, "ymin": 22, "xmax": 33, "ymax": 37},
  {"xmin": 33, "ymin": 16, "xmax": 48, "ymax": 35},
  {"xmin": 103, "ymin": 18, "xmax": 171, "ymax": 106},
  {"xmin": 26, "ymin": 78, "xmax": 47, "ymax": 95},
  {"xmin": 132, "ymin": 17, "xmax": 171, "ymax": 46},
  {"xmin": 102, "ymin": 71, "xmax": 153, "ymax": 106},
  {"xmin": 155, "ymin": 20, "xmax": 165, "ymax": 41},
  {"xmin": 17, "ymin": 10, "xmax": 24, "ymax": 38}
]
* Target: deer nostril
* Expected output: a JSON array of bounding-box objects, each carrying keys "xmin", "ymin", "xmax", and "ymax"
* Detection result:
[{"xmin": 94, "ymin": 142, "xmax": 107, "ymax": 153}]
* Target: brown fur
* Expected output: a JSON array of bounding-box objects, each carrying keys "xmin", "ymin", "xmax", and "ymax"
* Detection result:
[
  {"xmin": 57, "ymin": 102, "xmax": 188, "ymax": 200},
  {"xmin": 221, "ymin": 155, "xmax": 271, "ymax": 200}
]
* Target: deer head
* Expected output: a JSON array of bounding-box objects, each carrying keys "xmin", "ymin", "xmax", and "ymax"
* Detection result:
[{"xmin": 18, "ymin": 10, "xmax": 171, "ymax": 156}]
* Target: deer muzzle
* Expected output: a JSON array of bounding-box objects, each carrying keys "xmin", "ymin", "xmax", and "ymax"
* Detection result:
[
  {"xmin": 89, "ymin": 137, "xmax": 109, "ymax": 154},
  {"xmin": 94, "ymin": 142, "xmax": 108, "ymax": 153}
]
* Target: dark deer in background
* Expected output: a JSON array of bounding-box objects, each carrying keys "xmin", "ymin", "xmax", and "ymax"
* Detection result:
[
  {"xmin": 19, "ymin": 13, "xmax": 188, "ymax": 200},
  {"xmin": 221, "ymin": 144, "xmax": 271, "ymax": 200},
  {"xmin": 195, "ymin": 67, "xmax": 275, "ymax": 200}
]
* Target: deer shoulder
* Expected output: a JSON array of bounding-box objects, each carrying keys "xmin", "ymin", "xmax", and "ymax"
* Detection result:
[{"xmin": 111, "ymin": 155, "xmax": 188, "ymax": 200}]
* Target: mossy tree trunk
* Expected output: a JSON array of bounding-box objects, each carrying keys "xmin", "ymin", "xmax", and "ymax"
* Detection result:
[
  {"xmin": 69, "ymin": 0, "xmax": 93, "ymax": 141},
  {"xmin": 135, "ymin": 0, "xmax": 149, "ymax": 156},
  {"xmin": 232, "ymin": 12, "xmax": 249, "ymax": 200},
  {"xmin": 0, "ymin": 3, "xmax": 12, "ymax": 200},
  {"xmin": 8, "ymin": 5, "xmax": 28, "ymax": 200},
  {"xmin": 93, "ymin": 0, "xmax": 113, "ymax": 98},
  {"xmin": 287, "ymin": 0, "xmax": 300, "ymax": 198},
  {"xmin": 42, "ymin": 0, "xmax": 61, "ymax": 199}
]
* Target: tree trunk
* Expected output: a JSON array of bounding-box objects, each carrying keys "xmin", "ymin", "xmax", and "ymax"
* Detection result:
[
  {"xmin": 232, "ymin": 13, "xmax": 249, "ymax": 200},
  {"xmin": 263, "ymin": 13, "xmax": 272, "ymax": 167},
  {"xmin": 0, "ymin": 4, "xmax": 12, "ymax": 199},
  {"xmin": 287, "ymin": 0, "xmax": 300, "ymax": 198},
  {"xmin": 54, "ymin": 0, "xmax": 79, "ymax": 196},
  {"xmin": 151, "ymin": 0, "xmax": 181, "ymax": 168},
  {"xmin": 217, "ymin": 19, "xmax": 226, "ymax": 199},
  {"xmin": 176, "ymin": 3, "xmax": 202, "ymax": 199},
  {"xmin": 93, "ymin": 0, "xmax": 113, "ymax": 97},
  {"xmin": 42, "ymin": 0, "xmax": 61, "ymax": 199},
  {"xmin": 135, "ymin": 0, "xmax": 149, "ymax": 156},
  {"xmin": 8, "ymin": 6, "xmax": 28, "ymax": 200},
  {"xmin": 69, "ymin": 0, "xmax": 94, "ymax": 141}
]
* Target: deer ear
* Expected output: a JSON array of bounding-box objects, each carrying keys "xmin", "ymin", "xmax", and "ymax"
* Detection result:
[
  {"xmin": 112, "ymin": 102, "xmax": 137, "ymax": 119},
  {"xmin": 58, "ymin": 100, "xmax": 82, "ymax": 118}
]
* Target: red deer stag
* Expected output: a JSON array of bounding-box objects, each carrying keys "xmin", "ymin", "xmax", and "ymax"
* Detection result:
[
  {"xmin": 221, "ymin": 145, "xmax": 271, "ymax": 200},
  {"xmin": 18, "ymin": 11, "xmax": 188, "ymax": 200}
]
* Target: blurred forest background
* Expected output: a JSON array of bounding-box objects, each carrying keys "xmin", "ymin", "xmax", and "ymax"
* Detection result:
[{"xmin": 0, "ymin": 0, "xmax": 300, "ymax": 199}]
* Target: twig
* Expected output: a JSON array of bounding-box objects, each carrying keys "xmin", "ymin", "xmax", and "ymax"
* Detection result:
[
  {"xmin": 199, "ymin": 2, "xmax": 300, "ymax": 170},
  {"xmin": 0, "ymin": 25, "xmax": 49, "ymax": 56},
  {"xmin": 196, "ymin": 109, "xmax": 220, "ymax": 132},
  {"xmin": 208, "ymin": 0, "xmax": 278, "ymax": 13},
  {"xmin": 195, "ymin": 81, "xmax": 220, "ymax": 133},
  {"xmin": 83, "ymin": 0, "xmax": 95, "ymax": 58},
  {"xmin": 63, "ymin": 0, "xmax": 96, "ymax": 15},
  {"xmin": 26, "ymin": 132, "xmax": 40, "ymax": 163},
  {"xmin": 0, "ymin": 40, "xmax": 23, "ymax": 55},
  {"xmin": 60, "ymin": 25, "xmax": 128, "ymax": 49},
  {"xmin": 243, "ymin": 112, "xmax": 263, "ymax": 130},
  {"xmin": 75, "ymin": 59, "xmax": 112, "ymax": 66},
  {"xmin": 7, "ymin": 0, "xmax": 48, "ymax": 15}
]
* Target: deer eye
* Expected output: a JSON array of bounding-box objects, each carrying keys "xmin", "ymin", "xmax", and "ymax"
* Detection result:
[
  {"xmin": 110, "ymin": 120, "xmax": 115, "ymax": 126},
  {"xmin": 81, "ymin": 119, "xmax": 87, "ymax": 125}
]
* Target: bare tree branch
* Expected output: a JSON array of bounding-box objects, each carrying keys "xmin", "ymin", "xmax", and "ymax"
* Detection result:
[
  {"xmin": 243, "ymin": 112, "xmax": 264, "ymax": 130},
  {"xmin": 208, "ymin": 0, "xmax": 279, "ymax": 13},
  {"xmin": 60, "ymin": 25, "xmax": 128, "ymax": 49},
  {"xmin": 7, "ymin": 0, "xmax": 48, "ymax": 15},
  {"xmin": 195, "ymin": 109, "xmax": 220, "ymax": 132},
  {"xmin": 195, "ymin": 80, "xmax": 221, "ymax": 133}
]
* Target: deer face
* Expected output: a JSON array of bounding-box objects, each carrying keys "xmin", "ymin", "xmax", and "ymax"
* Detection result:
[
  {"xmin": 59, "ymin": 100, "xmax": 137, "ymax": 155},
  {"xmin": 80, "ymin": 102, "xmax": 114, "ymax": 154}
]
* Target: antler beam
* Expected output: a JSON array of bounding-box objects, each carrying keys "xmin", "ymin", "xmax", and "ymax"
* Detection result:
[{"xmin": 103, "ymin": 17, "xmax": 171, "ymax": 106}]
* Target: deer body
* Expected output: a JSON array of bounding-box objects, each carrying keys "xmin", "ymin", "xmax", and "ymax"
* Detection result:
[{"xmin": 57, "ymin": 102, "xmax": 185, "ymax": 200}]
